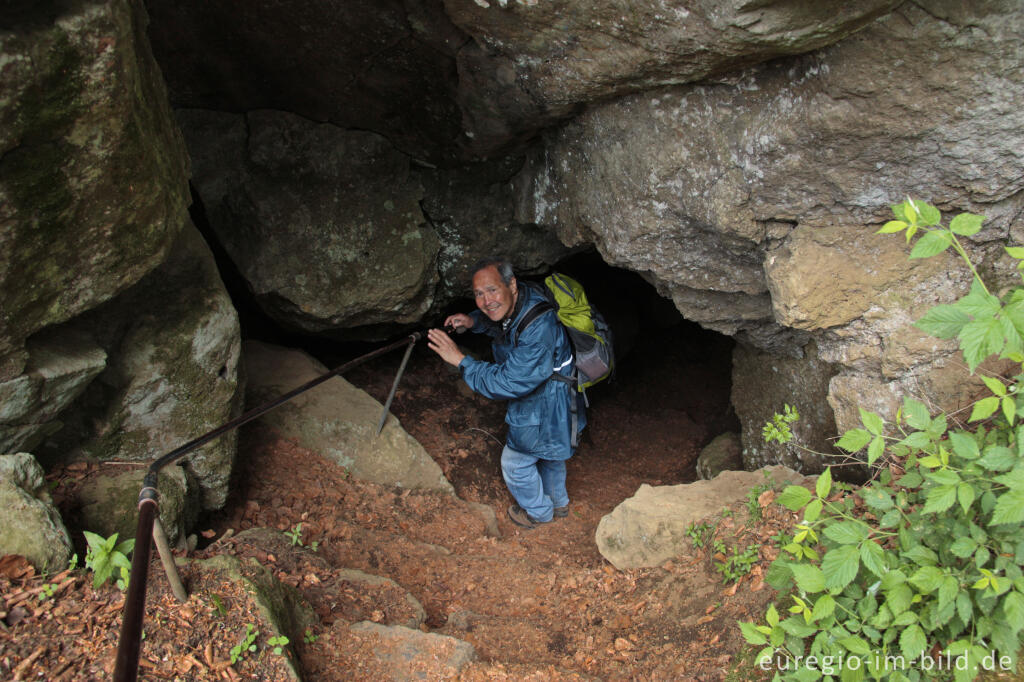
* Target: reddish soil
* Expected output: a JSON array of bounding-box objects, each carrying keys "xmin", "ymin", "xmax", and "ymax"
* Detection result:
[{"xmin": 1, "ymin": 323, "xmax": 803, "ymax": 680}]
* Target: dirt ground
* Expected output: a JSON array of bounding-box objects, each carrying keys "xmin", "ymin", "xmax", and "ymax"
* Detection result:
[{"xmin": 1, "ymin": 322, "xmax": 806, "ymax": 680}]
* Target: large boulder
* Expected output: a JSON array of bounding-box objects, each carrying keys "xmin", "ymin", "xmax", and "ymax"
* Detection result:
[
  {"xmin": 345, "ymin": 621, "xmax": 476, "ymax": 680},
  {"xmin": 0, "ymin": 453, "xmax": 73, "ymax": 572},
  {"xmin": 596, "ymin": 465, "xmax": 811, "ymax": 570},
  {"xmin": 180, "ymin": 109, "xmax": 440, "ymax": 334},
  {"xmin": 0, "ymin": 0, "xmax": 189, "ymax": 381},
  {"xmin": 0, "ymin": 330, "xmax": 106, "ymax": 455},
  {"xmin": 44, "ymin": 225, "xmax": 244, "ymax": 509},
  {"xmin": 518, "ymin": 1, "xmax": 1024, "ymax": 461},
  {"xmin": 243, "ymin": 340, "xmax": 454, "ymax": 494}
]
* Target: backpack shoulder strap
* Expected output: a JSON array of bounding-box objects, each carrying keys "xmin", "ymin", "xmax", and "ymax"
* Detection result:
[{"xmin": 513, "ymin": 301, "xmax": 553, "ymax": 345}]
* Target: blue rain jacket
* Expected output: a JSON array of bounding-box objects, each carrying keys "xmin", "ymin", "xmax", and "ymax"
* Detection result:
[{"xmin": 458, "ymin": 285, "xmax": 585, "ymax": 459}]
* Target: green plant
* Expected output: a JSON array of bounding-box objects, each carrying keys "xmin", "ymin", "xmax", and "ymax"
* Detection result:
[
  {"xmin": 716, "ymin": 543, "xmax": 761, "ymax": 584},
  {"xmin": 267, "ymin": 635, "xmax": 290, "ymax": 656},
  {"xmin": 285, "ymin": 523, "xmax": 303, "ymax": 546},
  {"xmin": 740, "ymin": 200, "xmax": 1024, "ymax": 682},
  {"xmin": 303, "ymin": 628, "xmax": 318, "ymax": 644},
  {"xmin": 686, "ymin": 521, "xmax": 715, "ymax": 549},
  {"xmin": 764, "ymin": 404, "xmax": 801, "ymax": 445},
  {"xmin": 38, "ymin": 582, "xmax": 58, "ymax": 601},
  {"xmin": 230, "ymin": 624, "xmax": 259, "ymax": 664},
  {"xmin": 83, "ymin": 531, "xmax": 134, "ymax": 591},
  {"xmin": 746, "ymin": 473, "xmax": 776, "ymax": 522}
]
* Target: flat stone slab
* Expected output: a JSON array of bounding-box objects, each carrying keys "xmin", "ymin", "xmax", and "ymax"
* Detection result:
[
  {"xmin": 347, "ymin": 621, "xmax": 476, "ymax": 680},
  {"xmin": 596, "ymin": 465, "xmax": 812, "ymax": 570}
]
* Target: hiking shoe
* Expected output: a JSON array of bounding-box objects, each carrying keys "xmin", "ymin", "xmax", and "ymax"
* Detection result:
[
  {"xmin": 553, "ymin": 505, "xmax": 569, "ymax": 518},
  {"xmin": 508, "ymin": 504, "xmax": 548, "ymax": 529}
]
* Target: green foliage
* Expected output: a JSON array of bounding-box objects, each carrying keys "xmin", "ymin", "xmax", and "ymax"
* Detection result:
[
  {"xmin": 303, "ymin": 628, "xmax": 318, "ymax": 644},
  {"xmin": 285, "ymin": 523, "xmax": 303, "ymax": 546},
  {"xmin": 83, "ymin": 531, "xmax": 134, "ymax": 591},
  {"xmin": 686, "ymin": 521, "xmax": 715, "ymax": 549},
  {"xmin": 230, "ymin": 624, "xmax": 259, "ymax": 664},
  {"xmin": 740, "ymin": 200, "xmax": 1024, "ymax": 682},
  {"xmin": 209, "ymin": 593, "xmax": 227, "ymax": 618},
  {"xmin": 38, "ymin": 582, "xmax": 58, "ymax": 601},
  {"xmin": 267, "ymin": 635, "xmax": 290, "ymax": 656},
  {"xmin": 765, "ymin": 404, "xmax": 801, "ymax": 445},
  {"xmin": 746, "ymin": 473, "xmax": 777, "ymax": 522},
  {"xmin": 715, "ymin": 543, "xmax": 761, "ymax": 584}
]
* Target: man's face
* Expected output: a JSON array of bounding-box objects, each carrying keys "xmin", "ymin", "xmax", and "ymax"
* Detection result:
[{"xmin": 473, "ymin": 266, "xmax": 517, "ymax": 322}]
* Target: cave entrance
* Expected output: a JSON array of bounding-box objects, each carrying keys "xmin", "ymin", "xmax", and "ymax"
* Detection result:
[{"xmin": 344, "ymin": 249, "xmax": 742, "ymax": 513}]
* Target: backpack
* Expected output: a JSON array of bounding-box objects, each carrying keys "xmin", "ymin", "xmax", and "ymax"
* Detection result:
[{"xmin": 515, "ymin": 272, "xmax": 615, "ymax": 391}]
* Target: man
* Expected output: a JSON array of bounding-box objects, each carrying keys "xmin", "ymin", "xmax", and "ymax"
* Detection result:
[{"xmin": 426, "ymin": 258, "xmax": 585, "ymax": 529}]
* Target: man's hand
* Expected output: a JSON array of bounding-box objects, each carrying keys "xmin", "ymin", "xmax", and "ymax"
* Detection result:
[
  {"xmin": 427, "ymin": 328, "xmax": 466, "ymax": 367},
  {"xmin": 444, "ymin": 313, "xmax": 474, "ymax": 333}
]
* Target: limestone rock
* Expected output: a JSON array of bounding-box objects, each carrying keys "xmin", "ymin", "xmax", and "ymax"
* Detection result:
[
  {"xmin": 596, "ymin": 465, "xmax": 811, "ymax": 570},
  {"xmin": 0, "ymin": 330, "xmax": 106, "ymax": 454},
  {"xmin": 180, "ymin": 109, "xmax": 440, "ymax": 334},
  {"xmin": 75, "ymin": 466, "xmax": 198, "ymax": 548},
  {"xmin": 243, "ymin": 341, "xmax": 454, "ymax": 494},
  {"xmin": 731, "ymin": 341, "xmax": 839, "ymax": 473},
  {"xmin": 695, "ymin": 432, "xmax": 742, "ymax": 481},
  {"xmin": 347, "ymin": 621, "xmax": 476, "ymax": 680},
  {"xmin": 0, "ymin": 453, "xmax": 72, "ymax": 572},
  {"xmin": 0, "ymin": 0, "xmax": 189, "ymax": 381},
  {"xmin": 44, "ymin": 225, "xmax": 243, "ymax": 509}
]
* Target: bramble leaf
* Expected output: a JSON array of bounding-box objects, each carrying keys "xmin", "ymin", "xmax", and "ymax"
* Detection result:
[
  {"xmin": 837, "ymin": 428, "xmax": 872, "ymax": 452},
  {"xmin": 910, "ymin": 230, "xmax": 951, "ymax": 258},
  {"xmin": 877, "ymin": 220, "xmax": 908, "ymax": 234},
  {"xmin": 949, "ymin": 212, "xmax": 985, "ymax": 236},
  {"xmin": 777, "ymin": 485, "xmax": 813, "ymax": 511},
  {"xmin": 915, "ymin": 304, "xmax": 971, "ymax": 339},
  {"xmin": 970, "ymin": 396, "xmax": 1001, "ymax": 422},
  {"xmin": 822, "ymin": 546, "xmax": 860, "ymax": 590}
]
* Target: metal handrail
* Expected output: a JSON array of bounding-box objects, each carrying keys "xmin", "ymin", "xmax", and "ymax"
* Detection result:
[{"xmin": 112, "ymin": 332, "xmax": 422, "ymax": 682}]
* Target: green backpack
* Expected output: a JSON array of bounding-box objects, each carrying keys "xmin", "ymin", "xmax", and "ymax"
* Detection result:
[{"xmin": 515, "ymin": 272, "xmax": 615, "ymax": 390}]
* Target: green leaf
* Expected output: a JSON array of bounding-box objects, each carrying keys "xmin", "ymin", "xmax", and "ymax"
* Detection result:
[
  {"xmin": 918, "ymin": 202, "xmax": 942, "ymax": 226},
  {"xmin": 886, "ymin": 583, "xmax": 913, "ymax": 616},
  {"xmin": 949, "ymin": 212, "xmax": 985, "ymax": 236},
  {"xmin": 822, "ymin": 546, "xmax": 860, "ymax": 590},
  {"xmin": 840, "ymin": 636, "xmax": 872, "ymax": 656},
  {"xmin": 860, "ymin": 541, "xmax": 886, "ymax": 578},
  {"xmin": 740, "ymin": 621, "xmax": 768, "ymax": 645},
  {"xmin": 959, "ymin": 318, "xmax": 1002, "ymax": 372},
  {"xmin": 861, "ymin": 486, "xmax": 894, "ymax": 511},
  {"xmin": 958, "ymin": 279, "xmax": 1002, "ymax": 318},
  {"xmin": 902, "ymin": 398, "xmax": 931, "ymax": 430},
  {"xmin": 867, "ymin": 436, "xmax": 885, "ymax": 465},
  {"xmin": 910, "ymin": 230, "xmax": 952, "ymax": 259},
  {"xmin": 1004, "ymin": 590, "xmax": 1024, "ymax": 633},
  {"xmin": 950, "ymin": 536, "xmax": 978, "ymax": 559},
  {"xmin": 915, "ymin": 304, "xmax": 971, "ymax": 339},
  {"xmin": 1006, "ymin": 246, "xmax": 1024, "ymax": 260},
  {"xmin": 816, "ymin": 467, "xmax": 832, "ymax": 500},
  {"xmin": 970, "ymin": 396, "xmax": 1001, "ymax": 422},
  {"xmin": 791, "ymin": 563, "xmax": 826, "ymax": 594},
  {"xmin": 777, "ymin": 486, "xmax": 813, "ymax": 511},
  {"xmin": 877, "ymin": 220, "xmax": 908, "ymax": 234},
  {"xmin": 860, "ymin": 409, "xmax": 884, "ymax": 436},
  {"xmin": 923, "ymin": 484, "xmax": 957, "ymax": 514},
  {"xmin": 892, "ymin": 201, "xmax": 911, "ymax": 222},
  {"xmin": 995, "ymin": 467, "xmax": 1024, "ymax": 490},
  {"xmin": 982, "ymin": 375, "xmax": 1008, "ymax": 397},
  {"xmin": 979, "ymin": 446, "xmax": 1017, "ymax": 471},
  {"xmin": 948, "ymin": 431, "xmax": 980, "ymax": 460},
  {"xmin": 957, "ymin": 482, "xmax": 976, "ymax": 513},
  {"xmin": 900, "ymin": 624, "xmax": 927, "ymax": 661},
  {"xmin": 837, "ymin": 428, "xmax": 872, "ymax": 452},
  {"xmin": 824, "ymin": 521, "xmax": 870, "ymax": 545},
  {"xmin": 1004, "ymin": 396, "xmax": 1017, "ymax": 425},
  {"xmin": 991, "ymin": 489, "xmax": 1024, "ymax": 525},
  {"xmin": 812, "ymin": 594, "xmax": 836, "ymax": 622},
  {"xmin": 909, "ymin": 566, "xmax": 945, "ymax": 593},
  {"xmin": 804, "ymin": 498, "xmax": 823, "ymax": 523}
]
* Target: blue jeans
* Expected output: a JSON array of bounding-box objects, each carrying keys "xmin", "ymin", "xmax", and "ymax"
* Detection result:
[{"xmin": 500, "ymin": 445, "xmax": 569, "ymax": 523}]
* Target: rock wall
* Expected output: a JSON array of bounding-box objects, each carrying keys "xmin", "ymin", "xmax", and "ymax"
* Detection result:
[{"xmin": 1, "ymin": 0, "xmax": 243, "ymax": 517}]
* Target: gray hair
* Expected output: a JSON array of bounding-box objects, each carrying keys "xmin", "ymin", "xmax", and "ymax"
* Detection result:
[{"xmin": 470, "ymin": 258, "xmax": 515, "ymax": 285}]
